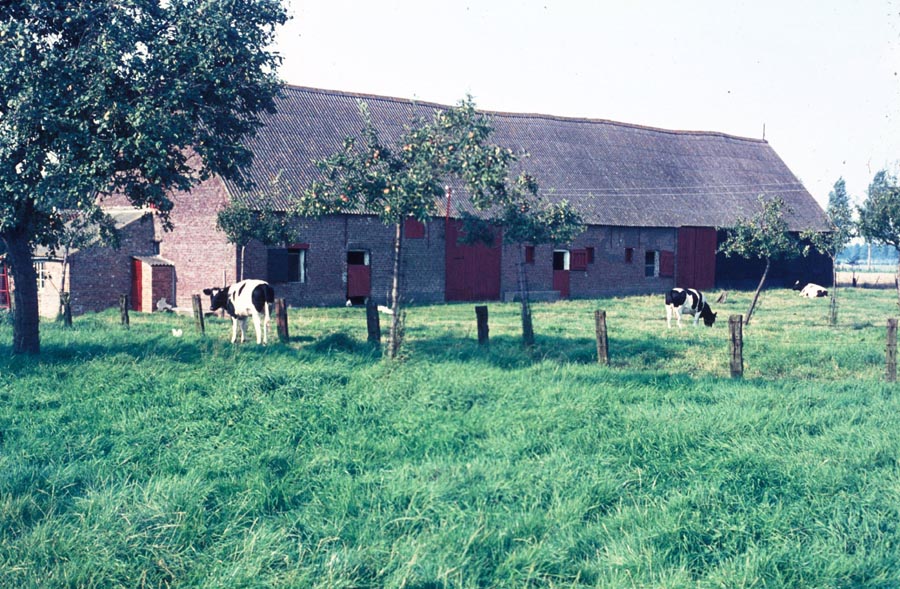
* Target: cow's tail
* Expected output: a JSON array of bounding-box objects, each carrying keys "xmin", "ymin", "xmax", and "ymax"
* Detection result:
[{"xmin": 264, "ymin": 284, "xmax": 275, "ymax": 322}]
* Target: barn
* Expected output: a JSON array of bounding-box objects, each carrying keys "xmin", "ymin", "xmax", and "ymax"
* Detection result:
[{"xmin": 31, "ymin": 85, "xmax": 830, "ymax": 316}]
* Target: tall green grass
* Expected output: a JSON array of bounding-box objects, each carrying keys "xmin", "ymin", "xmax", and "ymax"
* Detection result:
[{"xmin": 1, "ymin": 288, "xmax": 898, "ymax": 587}]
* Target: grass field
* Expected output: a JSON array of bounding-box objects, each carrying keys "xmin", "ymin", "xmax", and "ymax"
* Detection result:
[{"xmin": 1, "ymin": 288, "xmax": 899, "ymax": 588}]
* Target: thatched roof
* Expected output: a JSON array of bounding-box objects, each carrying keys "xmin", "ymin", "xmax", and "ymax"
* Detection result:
[{"xmin": 226, "ymin": 86, "xmax": 827, "ymax": 231}]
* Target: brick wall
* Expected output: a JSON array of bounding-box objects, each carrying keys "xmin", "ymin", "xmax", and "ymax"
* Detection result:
[
  {"xmin": 155, "ymin": 177, "xmax": 235, "ymax": 307},
  {"xmin": 499, "ymin": 225, "xmax": 677, "ymax": 299},
  {"xmin": 244, "ymin": 215, "xmax": 446, "ymax": 307},
  {"xmin": 66, "ymin": 215, "xmax": 158, "ymax": 315}
]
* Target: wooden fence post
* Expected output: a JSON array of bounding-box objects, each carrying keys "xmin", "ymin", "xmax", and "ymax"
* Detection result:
[
  {"xmin": 119, "ymin": 294, "xmax": 129, "ymax": 327},
  {"xmin": 729, "ymin": 315, "xmax": 743, "ymax": 378},
  {"xmin": 275, "ymin": 298, "xmax": 289, "ymax": 342},
  {"xmin": 192, "ymin": 294, "xmax": 205, "ymax": 336},
  {"xmin": 887, "ymin": 318, "xmax": 897, "ymax": 382},
  {"xmin": 475, "ymin": 305, "xmax": 489, "ymax": 345},
  {"xmin": 366, "ymin": 298, "xmax": 381, "ymax": 345},
  {"xmin": 595, "ymin": 310, "xmax": 609, "ymax": 366}
]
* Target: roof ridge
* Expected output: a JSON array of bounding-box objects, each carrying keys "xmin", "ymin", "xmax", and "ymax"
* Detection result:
[{"xmin": 280, "ymin": 84, "xmax": 768, "ymax": 144}]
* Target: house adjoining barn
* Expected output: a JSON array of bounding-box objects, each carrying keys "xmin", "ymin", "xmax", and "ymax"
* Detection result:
[{"xmin": 43, "ymin": 85, "xmax": 828, "ymax": 317}]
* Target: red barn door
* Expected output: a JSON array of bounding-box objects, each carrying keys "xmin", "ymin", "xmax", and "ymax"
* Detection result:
[
  {"xmin": 131, "ymin": 258, "xmax": 143, "ymax": 311},
  {"xmin": 676, "ymin": 227, "xmax": 717, "ymax": 290},
  {"xmin": 444, "ymin": 219, "xmax": 502, "ymax": 301},
  {"xmin": 346, "ymin": 250, "xmax": 371, "ymax": 304}
]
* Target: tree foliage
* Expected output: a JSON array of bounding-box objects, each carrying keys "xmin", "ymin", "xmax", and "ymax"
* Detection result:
[
  {"xmin": 297, "ymin": 97, "xmax": 519, "ymax": 359},
  {"xmin": 719, "ymin": 195, "xmax": 803, "ymax": 323},
  {"xmin": 802, "ymin": 178, "xmax": 855, "ymax": 324},
  {"xmin": 460, "ymin": 173, "xmax": 584, "ymax": 346},
  {"xmin": 216, "ymin": 199, "xmax": 299, "ymax": 281},
  {"xmin": 0, "ymin": 0, "xmax": 287, "ymax": 354},
  {"xmin": 857, "ymin": 169, "xmax": 900, "ymax": 309},
  {"xmin": 858, "ymin": 170, "xmax": 900, "ymax": 251}
]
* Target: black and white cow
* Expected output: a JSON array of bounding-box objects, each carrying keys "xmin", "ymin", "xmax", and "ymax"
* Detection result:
[
  {"xmin": 203, "ymin": 279, "xmax": 275, "ymax": 344},
  {"xmin": 793, "ymin": 280, "xmax": 828, "ymax": 298},
  {"xmin": 665, "ymin": 287, "xmax": 717, "ymax": 328}
]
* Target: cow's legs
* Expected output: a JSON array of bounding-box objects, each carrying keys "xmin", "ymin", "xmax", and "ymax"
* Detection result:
[
  {"xmin": 251, "ymin": 312, "xmax": 263, "ymax": 345},
  {"xmin": 666, "ymin": 305, "xmax": 673, "ymax": 328},
  {"xmin": 231, "ymin": 319, "xmax": 239, "ymax": 343},
  {"xmin": 239, "ymin": 318, "xmax": 247, "ymax": 343}
]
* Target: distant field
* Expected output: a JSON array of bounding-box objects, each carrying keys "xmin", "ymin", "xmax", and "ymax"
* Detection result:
[{"xmin": 1, "ymin": 288, "xmax": 899, "ymax": 588}]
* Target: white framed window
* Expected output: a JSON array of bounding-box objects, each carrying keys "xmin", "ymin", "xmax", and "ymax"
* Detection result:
[
  {"xmin": 645, "ymin": 250, "xmax": 659, "ymax": 277},
  {"xmin": 268, "ymin": 246, "xmax": 307, "ymax": 284},
  {"xmin": 553, "ymin": 249, "xmax": 570, "ymax": 271},
  {"xmin": 34, "ymin": 261, "xmax": 49, "ymax": 290}
]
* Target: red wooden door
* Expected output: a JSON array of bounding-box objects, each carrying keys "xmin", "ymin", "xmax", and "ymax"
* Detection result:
[
  {"xmin": 676, "ymin": 227, "xmax": 717, "ymax": 290},
  {"xmin": 131, "ymin": 259, "xmax": 142, "ymax": 311},
  {"xmin": 444, "ymin": 219, "xmax": 502, "ymax": 301},
  {"xmin": 553, "ymin": 270, "xmax": 570, "ymax": 298},
  {"xmin": 347, "ymin": 264, "xmax": 371, "ymax": 299}
]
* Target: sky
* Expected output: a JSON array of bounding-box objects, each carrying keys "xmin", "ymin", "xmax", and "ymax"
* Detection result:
[{"xmin": 273, "ymin": 0, "xmax": 900, "ymax": 209}]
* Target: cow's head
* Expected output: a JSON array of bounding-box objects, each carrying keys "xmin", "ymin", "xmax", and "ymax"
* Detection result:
[
  {"xmin": 202, "ymin": 287, "xmax": 228, "ymax": 312},
  {"xmin": 792, "ymin": 280, "xmax": 804, "ymax": 291},
  {"xmin": 701, "ymin": 303, "xmax": 717, "ymax": 327}
]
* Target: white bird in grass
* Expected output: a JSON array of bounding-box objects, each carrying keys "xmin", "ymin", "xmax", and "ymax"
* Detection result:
[{"xmin": 172, "ymin": 328, "xmax": 183, "ymax": 337}]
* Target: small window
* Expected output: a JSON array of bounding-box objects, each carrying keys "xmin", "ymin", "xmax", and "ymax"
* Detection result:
[
  {"xmin": 268, "ymin": 246, "xmax": 307, "ymax": 284},
  {"xmin": 586, "ymin": 247, "xmax": 595, "ymax": 264},
  {"xmin": 34, "ymin": 261, "xmax": 49, "ymax": 290},
  {"xmin": 645, "ymin": 250, "xmax": 659, "ymax": 278},
  {"xmin": 404, "ymin": 217, "xmax": 425, "ymax": 239},
  {"xmin": 625, "ymin": 248, "xmax": 634, "ymax": 264},
  {"xmin": 347, "ymin": 250, "xmax": 369, "ymax": 266},
  {"xmin": 553, "ymin": 250, "xmax": 570, "ymax": 271},
  {"xmin": 525, "ymin": 245, "xmax": 535, "ymax": 264}
]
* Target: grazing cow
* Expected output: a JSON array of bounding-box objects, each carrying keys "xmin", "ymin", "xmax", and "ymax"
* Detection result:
[
  {"xmin": 793, "ymin": 280, "xmax": 828, "ymax": 298},
  {"xmin": 665, "ymin": 287, "xmax": 717, "ymax": 328},
  {"xmin": 202, "ymin": 279, "xmax": 275, "ymax": 344}
]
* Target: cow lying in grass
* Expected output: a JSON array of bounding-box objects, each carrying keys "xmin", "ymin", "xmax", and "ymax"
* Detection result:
[
  {"xmin": 793, "ymin": 280, "xmax": 828, "ymax": 298},
  {"xmin": 665, "ymin": 287, "xmax": 717, "ymax": 328},
  {"xmin": 203, "ymin": 279, "xmax": 275, "ymax": 344}
]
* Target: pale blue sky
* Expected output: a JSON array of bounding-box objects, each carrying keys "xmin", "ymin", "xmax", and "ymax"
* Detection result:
[{"xmin": 274, "ymin": 0, "xmax": 900, "ymax": 208}]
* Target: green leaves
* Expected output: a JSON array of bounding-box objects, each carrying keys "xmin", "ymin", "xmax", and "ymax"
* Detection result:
[
  {"xmin": 858, "ymin": 170, "xmax": 900, "ymax": 251},
  {"xmin": 719, "ymin": 195, "xmax": 801, "ymax": 262},
  {"xmin": 803, "ymin": 177, "xmax": 855, "ymax": 260}
]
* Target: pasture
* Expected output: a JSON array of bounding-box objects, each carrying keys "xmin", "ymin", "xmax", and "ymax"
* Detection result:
[{"xmin": 1, "ymin": 288, "xmax": 899, "ymax": 588}]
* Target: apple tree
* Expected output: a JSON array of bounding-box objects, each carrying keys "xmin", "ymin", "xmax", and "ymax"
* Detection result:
[{"xmin": 0, "ymin": 0, "xmax": 287, "ymax": 354}]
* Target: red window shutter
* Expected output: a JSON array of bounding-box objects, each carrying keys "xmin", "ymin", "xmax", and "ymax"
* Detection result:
[
  {"xmin": 625, "ymin": 248, "xmax": 634, "ymax": 264},
  {"xmin": 404, "ymin": 217, "xmax": 425, "ymax": 239},
  {"xmin": 660, "ymin": 250, "xmax": 675, "ymax": 277},
  {"xmin": 525, "ymin": 245, "xmax": 535, "ymax": 264},
  {"xmin": 571, "ymin": 249, "xmax": 588, "ymax": 271},
  {"xmin": 586, "ymin": 247, "xmax": 595, "ymax": 264}
]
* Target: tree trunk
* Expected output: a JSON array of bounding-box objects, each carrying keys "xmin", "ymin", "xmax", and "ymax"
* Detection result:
[
  {"xmin": 58, "ymin": 247, "xmax": 70, "ymax": 320},
  {"xmin": 829, "ymin": 254, "xmax": 838, "ymax": 326},
  {"xmin": 2, "ymin": 230, "xmax": 41, "ymax": 354},
  {"xmin": 744, "ymin": 258, "xmax": 770, "ymax": 325},
  {"xmin": 516, "ymin": 243, "xmax": 534, "ymax": 347},
  {"xmin": 388, "ymin": 222, "xmax": 404, "ymax": 359},
  {"xmin": 239, "ymin": 244, "xmax": 246, "ymax": 282}
]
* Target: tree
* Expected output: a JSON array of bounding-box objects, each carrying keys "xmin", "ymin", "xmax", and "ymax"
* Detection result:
[
  {"xmin": 0, "ymin": 1, "xmax": 287, "ymax": 354},
  {"xmin": 719, "ymin": 195, "xmax": 803, "ymax": 324},
  {"xmin": 297, "ymin": 97, "xmax": 513, "ymax": 359},
  {"xmin": 216, "ymin": 199, "xmax": 300, "ymax": 281},
  {"xmin": 802, "ymin": 177, "xmax": 855, "ymax": 324},
  {"xmin": 460, "ymin": 175, "xmax": 584, "ymax": 347},
  {"xmin": 857, "ymin": 169, "xmax": 900, "ymax": 309}
]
